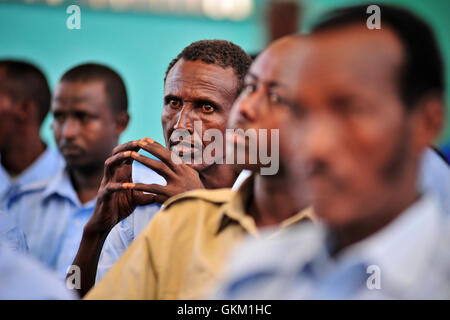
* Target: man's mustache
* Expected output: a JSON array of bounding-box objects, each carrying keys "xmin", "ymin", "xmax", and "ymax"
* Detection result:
[
  {"xmin": 169, "ymin": 130, "xmax": 203, "ymax": 149},
  {"xmin": 304, "ymin": 161, "xmax": 347, "ymax": 190},
  {"xmin": 59, "ymin": 142, "xmax": 85, "ymax": 153}
]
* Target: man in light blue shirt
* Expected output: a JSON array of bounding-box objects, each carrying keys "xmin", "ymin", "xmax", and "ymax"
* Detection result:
[
  {"xmin": 7, "ymin": 63, "xmax": 130, "ymax": 278},
  {"xmin": 0, "ymin": 240, "xmax": 75, "ymax": 300},
  {"xmin": 0, "ymin": 60, "xmax": 64, "ymax": 211},
  {"xmin": 214, "ymin": 5, "xmax": 450, "ymax": 299}
]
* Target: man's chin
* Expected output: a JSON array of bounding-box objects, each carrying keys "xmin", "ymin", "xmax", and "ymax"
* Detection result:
[
  {"xmin": 63, "ymin": 156, "xmax": 88, "ymax": 169},
  {"xmin": 314, "ymin": 198, "xmax": 362, "ymax": 228}
]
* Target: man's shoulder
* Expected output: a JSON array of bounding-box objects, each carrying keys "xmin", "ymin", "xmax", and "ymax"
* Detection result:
[
  {"xmin": 214, "ymin": 222, "xmax": 322, "ymax": 299},
  {"xmin": 230, "ymin": 222, "xmax": 322, "ymax": 271},
  {"xmin": 6, "ymin": 179, "xmax": 50, "ymax": 210},
  {"xmin": 162, "ymin": 188, "xmax": 235, "ymax": 211},
  {"xmin": 143, "ymin": 188, "xmax": 235, "ymax": 235}
]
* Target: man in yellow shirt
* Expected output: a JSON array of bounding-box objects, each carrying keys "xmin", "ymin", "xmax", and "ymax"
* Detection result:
[{"xmin": 85, "ymin": 36, "xmax": 314, "ymax": 299}]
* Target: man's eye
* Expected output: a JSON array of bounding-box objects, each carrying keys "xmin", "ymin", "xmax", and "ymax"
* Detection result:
[
  {"xmin": 75, "ymin": 113, "xmax": 90, "ymax": 123},
  {"xmin": 53, "ymin": 113, "xmax": 65, "ymax": 123},
  {"xmin": 201, "ymin": 104, "xmax": 215, "ymax": 113},
  {"xmin": 244, "ymin": 84, "xmax": 256, "ymax": 94},
  {"xmin": 169, "ymin": 99, "xmax": 181, "ymax": 108},
  {"xmin": 330, "ymin": 96, "xmax": 364, "ymax": 116},
  {"xmin": 80, "ymin": 114, "xmax": 90, "ymax": 122},
  {"xmin": 268, "ymin": 92, "xmax": 281, "ymax": 104}
]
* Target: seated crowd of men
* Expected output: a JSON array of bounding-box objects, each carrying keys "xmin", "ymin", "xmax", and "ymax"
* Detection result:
[{"xmin": 0, "ymin": 4, "xmax": 449, "ymax": 299}]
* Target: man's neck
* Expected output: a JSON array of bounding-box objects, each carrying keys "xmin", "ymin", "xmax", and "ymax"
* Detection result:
[
  {"xmin": 199, "ymin": 163, "xmax": 238, "ymax": 190},
  {"xmin": 249, "ymin": 171, "xmax": 309, "ymax": 228},
  {"xmin": 1, "ymin": 129, "xmax": 46, "ymax": 177},
  {"xmin": 68, "ymin": 166, "xmax": 104, "ymax": 205}
]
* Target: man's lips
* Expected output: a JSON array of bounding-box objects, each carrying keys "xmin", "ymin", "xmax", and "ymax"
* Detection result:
[
  {"xmin": 169, "ymin": 141, "xmax": 201, "ymax": 154},
  {"xmin": 60, "ymin": 145, "xmax": 84, "ymax": 156},
  {"xmin": 306, "ymin": 172, "xmax": 347, "ymax": 196}
]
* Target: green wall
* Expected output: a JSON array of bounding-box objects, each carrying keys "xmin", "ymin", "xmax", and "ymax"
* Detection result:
[{"xmin": 1, "ymin": 0, "xmax": 449, "ymax": 148}]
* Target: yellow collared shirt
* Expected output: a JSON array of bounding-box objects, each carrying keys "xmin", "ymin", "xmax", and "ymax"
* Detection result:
[{"xmin": 85, "ymin": 176, "xmax": 314, "ymax": 300}]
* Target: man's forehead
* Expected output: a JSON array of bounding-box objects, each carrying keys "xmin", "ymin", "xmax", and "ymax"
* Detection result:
[
  {"xmin": 277, "ymin": 27, "xmax": 405, "ymax": 90},
  {"xmin": 165, "ymin": 59, "xmax": 238, "ymax": 98},
  {"xmin": 249, "ymin": 36, "xmax": 312, "ymax": 83},
  {"xmin": 306, "ymin": 26, "xmax": 403, "ymax": 71},
  {"xmin": 54, "ymin": 80, "xmax": 106, "ymax": 96},
  {"xmin": 52, "ymin": 81, "xmax": 109, "ymax": 111}
]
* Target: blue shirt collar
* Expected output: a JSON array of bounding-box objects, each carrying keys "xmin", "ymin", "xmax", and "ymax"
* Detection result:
[
  {"xmin": 0, "ymin": 148, "xmax": 64, "ymax": 196},
  {"xmin": 304, "ymin": 194, "xmax": 445, "ymax": 295},
  {"xmin": 42, "ymin": 167, "xmax": 96, "ymax": 209}
]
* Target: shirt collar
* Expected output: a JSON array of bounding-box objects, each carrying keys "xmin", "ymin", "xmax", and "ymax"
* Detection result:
[
  {"xmin": 0, "ymin": 148, "xmax": 63, "ymax": 195},
  {"xmin": 0, "ymin": 147, "xmax": 63, "ymax": 186},
  {"xmin": 217, "ymin": 173, "xmax": 314, "ymax": 237},
  {"xmin": 317, "ymin": 194, "xmax": 444, "ymax": 294},
  {"xmin": 41, "ymin": 167, "xmax": 96, "ymax": 209},
  {"xmin": 0, "ymin": 163, "xmax": 10, "ymax": 197}
]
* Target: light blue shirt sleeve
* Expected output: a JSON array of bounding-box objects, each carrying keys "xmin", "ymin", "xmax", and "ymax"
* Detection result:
[
  {"xmin": 0, "ymin": 210, "xmax": 28, "ymax": 253},
  {"xmin": 0, "ymin": 241, "xmax": 76, "ymax": 300},
  {"xmin": 95, "ymin": 203, "xmax": 161, "ymax": 282},
  {"xmin": 96, "ymin": 162, "xmax": 165, "ymax": 282}
]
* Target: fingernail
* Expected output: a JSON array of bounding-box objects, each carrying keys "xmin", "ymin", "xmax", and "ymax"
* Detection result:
[
  {"xmin": 122, "ymin": 183, "xmax": 135, "ymax": 189},
  {"xmin": 145, "ymin": 137, "xmax": 154, "ymax": 144}
]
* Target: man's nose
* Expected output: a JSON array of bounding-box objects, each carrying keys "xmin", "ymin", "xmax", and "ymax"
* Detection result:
[
  {"xmin": 302, "ymin": 115, "xmax": 338, "ymax": 162},
  {"xmin": 237, "ymin": 91, "xmax": 265, "ymax": 122},
  {"xmin": 61, "ymin": 117, "xmax": 80, "ymax": 140},
  {"xmin": 173, "ymin": 105, "xmax": 194, "ymax": 134}
]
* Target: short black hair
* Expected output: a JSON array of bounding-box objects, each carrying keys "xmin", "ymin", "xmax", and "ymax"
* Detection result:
[
  {"xmin": 60, "ymin": 63, "xmax": 128, "ymax": 114},
  {"xmin": 164, "ymin": 40, "xmax": 252, "ymax": 94},
  {"xmin": 311, "ymin": 4, "xmax": 444, "ymax": 110},
  {"xmin": 0, "ymin": 60, "xmax": 51, "ymax": 125}
]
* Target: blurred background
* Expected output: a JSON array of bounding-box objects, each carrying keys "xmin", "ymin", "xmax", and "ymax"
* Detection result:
[{"xmin": 1, "ymin": 0, "xmax": 449, "ymax": 157}]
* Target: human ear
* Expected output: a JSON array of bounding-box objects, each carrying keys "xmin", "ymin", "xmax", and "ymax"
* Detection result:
[
  {"xmin": 114, "ymin": 111, "xmax": 130, "ymax": 135},
  {"xmin": 409, "ymin": 93, "xmax": 444, "ymax": 155}
]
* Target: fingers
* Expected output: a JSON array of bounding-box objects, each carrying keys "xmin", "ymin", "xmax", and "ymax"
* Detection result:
[
  {"xmin": 130, "ymin": 183, "xmax": 167, "ymax": 195},
  {"xmin": 129, "ymin": 151, "xmax": 175, "ymax": 180},
  {"xmin": 137, "ymin": 138, "xmax": 181, "ymax": 171},
  {"xmin": 112, "ymin": 140, "xmax": 141, "ymax": 155},
  {"xmin": 131, "ymin": 183, "xmax": 171, "ymax": 204},
  {"xmin": 134, "ymin": 191, "xmax": 168, "ymax": 205},
  {"xmin": 104, "ymin": 151, "xmax": 134, "ymax": 179},
  {"xmin": 98, "ymin": 182, "xmax": 134, "ymax": 200}
]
